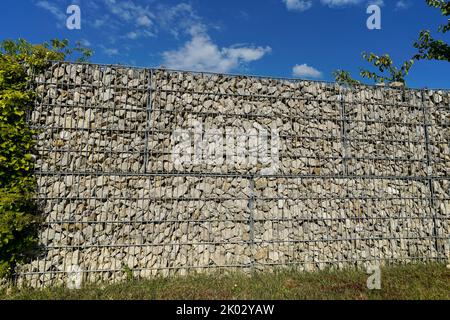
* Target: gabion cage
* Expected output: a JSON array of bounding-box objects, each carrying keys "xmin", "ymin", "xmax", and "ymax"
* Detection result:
[{"xmin": 15, "ymin": 61, "xmax": 450, "ymax": 287}]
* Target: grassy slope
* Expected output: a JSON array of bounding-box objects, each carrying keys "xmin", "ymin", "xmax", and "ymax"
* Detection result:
[{"xmin": 1, "ymin": 263, "xmax": 449, "ymax": 300}]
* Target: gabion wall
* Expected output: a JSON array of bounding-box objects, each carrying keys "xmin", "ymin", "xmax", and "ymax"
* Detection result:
[{"xmin": 16, "ymin": 62, "xmax": 450, "ymax": 287}]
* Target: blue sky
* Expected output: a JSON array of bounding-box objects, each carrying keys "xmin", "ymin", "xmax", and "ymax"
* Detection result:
[{"xmin": 1, "ymin": 0, "xmax": 449, "ymax": 88}]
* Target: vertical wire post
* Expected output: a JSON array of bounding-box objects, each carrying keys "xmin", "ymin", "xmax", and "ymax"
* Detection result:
[{"xmin": 421, "ymin": 89, "xmax": 440, "ymax": 259}]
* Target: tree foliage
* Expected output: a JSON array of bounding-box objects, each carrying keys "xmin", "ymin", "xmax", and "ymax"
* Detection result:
[
  {"xmin": 333, "ymin": 70, "xmax": 361, "ymax": 86},
  {"xmin": 0, "ymin": 38, "xmax": 92, "ymax": 279},
  {"xmin": 334, "ymin": 53, "xmax": 413, "ymax": 86},
  {"xmin": 334, "ymin": 0, "xmax": 449, "ymax": 86},
  {"xmin": 359, "ymin": 52, "xmax": 414, "ymax": 84},
  {"xmin": 413, "ymin": 0, "xmax": 450, "ymax": 62}
]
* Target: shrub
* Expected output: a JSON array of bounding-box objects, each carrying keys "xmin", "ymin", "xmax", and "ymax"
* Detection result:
[{"xmin": 0, "ymin": 38, "xmax": 92, "ymax": 279}]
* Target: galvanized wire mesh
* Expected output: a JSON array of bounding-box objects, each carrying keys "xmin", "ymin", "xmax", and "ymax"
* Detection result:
[{"xmin": 15, "ymin": 61, "xmax": 450, "ymax": 287}]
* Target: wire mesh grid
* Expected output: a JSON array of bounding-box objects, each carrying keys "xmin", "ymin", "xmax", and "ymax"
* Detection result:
[{"xmin": 14, "ymin": 61, "xmax": 450, "ymax": 287}]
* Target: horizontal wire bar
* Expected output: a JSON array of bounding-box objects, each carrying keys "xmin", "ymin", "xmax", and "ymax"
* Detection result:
[
  {"xmin": 33, "ymin": 147, "xmax": 432, "ymax": 163},
  {"xmin": 31, "ymin": 234, "xmax": 450, "ymax": 250},
  {"xmin": 153, "ymin": 87, "xmax": 432, "ymax": 110},
  {"xmin": 34, "ymin": 195, "xmax": 450, "ymax": 201},
  {"xmin": 38, "ymin": 216, "xmax": 447, "ymax": 225},
  {"xmin": 16, "ymin": 256, "xmax": 448, "ymax": 277},
  {"xmin": 34, "ymin": 170, "xmax": 445, "ymax": 180},
  {"xmin": 32, "ymin": 100, "xmax": 439, "ymax": 128},
  {"xmin": 30, "ymin": 125, "xmax": 429, "ymax": 145},
  {"xmin": 41, "ymin": 60, "xmax": 450, "ymax": 91},
  {"xmin": 34, "ymin": 81, "xmax": 435, "ymax": 111}
]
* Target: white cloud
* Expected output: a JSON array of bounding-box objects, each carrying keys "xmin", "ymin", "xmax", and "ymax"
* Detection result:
[
  {"xmin": 34, "ymin": 0, "xmax": 269, "ymax": 69},
  {"xmin": 225, "ymin": 47, "xmax": 271, "ymax": 62},
  {"xmin": 136, "ymin": 15, "xmax": 152, "ymax": 27},
  {"xmin": 35, "ymin": 1, "xmax": 66, "ymax": 22},
  {"xmin": 34, "ymin": 1, "xmax": 204, "ymax": 44},
  {"xmin": 90, "ymin": 1, "xmax": 199, "ymax": 40},
  {"xmin": 126, "ymin": 32, "xmax": 139, "ymax": 40},
  {"xmin": 93, "ymin": 18, "xmax": 107, "ymax": 28},
  {"xmin": 283, "ymin": 0, "xmax": 383, "ymax": 11},
  {"xmin": 162, "ymin": 27, "xmax": 271, "ymax": 73},
  {"xmin": 156, "ymin": 3, "xmax": 200, "ymax": 38},
  {"xmin": 283, "ymin": 0, "xmax": 313, "ymax": 12},
  {"xmin": 79, "ymin": 39, "xmax": 91, "ymax": 47},
  {"xmin": 321, "ymin": 0, "xmax": 363, "ymax": 7},
  {"xmin": 292, "ymin": 64, "xmax": 323, "ymax": 78},
  {"xmin": 396, "ymin": 1, "xmax": 411, "ymax": 10},
  {"xmin": 368, "ymin": 0, "xmax": 384, "ymax": 6},
  {"xmin": 102, "ymin": 47, "xmax": 119, "ymax": 56},
  {"xmin": 100, "ymin": 0, "xmax": 156, "ymax": 38},
  {"xmin": 103, "ymin": 0, "xmax": 143, "ymax": 22}
]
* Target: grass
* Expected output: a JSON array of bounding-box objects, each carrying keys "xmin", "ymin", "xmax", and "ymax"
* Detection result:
[{"xmin": 1, "ymin": 263, "xmax": 449, "ymax": 300}]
